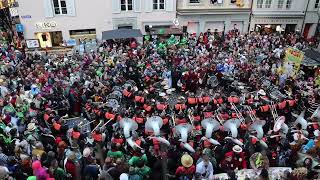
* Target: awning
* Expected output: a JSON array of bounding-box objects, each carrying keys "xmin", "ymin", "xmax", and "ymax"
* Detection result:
[
  {"xmin": 302, "ymin": 49, "xmax": 320, "ymax": 67},
  {"xmin": 102, "ymin": 29, "xmax": 142, "ymax": 40}
]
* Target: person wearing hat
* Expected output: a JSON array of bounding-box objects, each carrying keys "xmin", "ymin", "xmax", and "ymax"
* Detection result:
[
  {"xmin": 249, "ymin": 150, "xmax": 270, "ymax": 170},
  {"xmin": 175, "ymin": 154, "xmax": 195, "ymax": 179}
]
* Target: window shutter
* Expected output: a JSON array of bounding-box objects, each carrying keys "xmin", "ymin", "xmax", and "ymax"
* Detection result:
[
  {"xmin": 43, "ymin": 0, "xmax": 54, "ymax": 18},
  {"xmin": 112, "ymin": 0, "xmax": 121, "ymax": 13},
  {"xmin": 144, "ymin": 0, "xmax": 153, "ymax": 12},
  {"xmin": 66, "ymin": 0, "xmax": 76, "ymax": 16},
  {"xmin": 134, "ymin": 0, "xmax": 142, "ymax": 12},
  {"xmin": 165, "ymin": 0, "xmax": 175, "ymax": 12}
]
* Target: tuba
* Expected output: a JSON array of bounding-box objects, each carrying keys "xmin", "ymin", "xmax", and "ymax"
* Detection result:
[{"xmin": 119, "ymin": 118, "xmax": 142, "ymax": 149}]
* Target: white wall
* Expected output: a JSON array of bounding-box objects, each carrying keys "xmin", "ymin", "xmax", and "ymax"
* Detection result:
[{"xmin": 252, "ymin": 0, "xmax": 308, "ymax": 14}]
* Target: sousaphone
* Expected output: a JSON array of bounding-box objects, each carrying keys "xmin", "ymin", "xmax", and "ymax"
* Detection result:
[
  {"xmin": 175, "ymin": 124, "xmax": 195, "ymax": 153},
  {"xmin": 119, "ymin": 118, "xmax": 142, "ymax": 149},
  {"xmin": 248, "ymin": 119, "xmax": 266, "ymax": 139},
  {"xmin": 145, "ymin": 116, "xmax": 170, "ymax": 146},
  {"xmin": 201, "ymin": 118, "xmax": 221, "ymax": 145},
  {"xmin": 273, "ymin": 116, "xmax": 288, "ymax": 134}
]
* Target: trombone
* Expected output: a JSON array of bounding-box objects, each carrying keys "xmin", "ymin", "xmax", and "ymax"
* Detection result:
[
  {"xmin": 231, "ymin": 103, "xmax": 245, "ymax": 124},
  {"xmin": 269, "ymin": 101, "xmax": 279, "ymax": 121},
  {"xmin": 245, "ymin": 105, "xmax": 257, "ymax": 123},
  {"xmin": 215, "ymin": 108, "xmax": 224, "ymax": 125}
]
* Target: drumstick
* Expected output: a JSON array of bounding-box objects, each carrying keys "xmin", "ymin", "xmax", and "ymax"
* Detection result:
[
  {"xmin": 100, "ymin": 119, "xmax": 113, "ymax": 129},
  {"xmin": 91, "ymin": 120, "xmax": 103, "ymax": 133}
]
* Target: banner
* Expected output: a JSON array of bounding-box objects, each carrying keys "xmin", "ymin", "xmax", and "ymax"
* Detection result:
[{"xmin": 285, "ymin": 47, "xmax": 304, "ymax": 78}]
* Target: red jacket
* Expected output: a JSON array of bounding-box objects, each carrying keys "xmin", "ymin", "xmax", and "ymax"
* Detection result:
[
  {"xmin": 175, "ymin": 165, "xmax": 195, "ymax": 178},
  {"xmin": 65, "ymin": 159, "xmax": 76, "ymax": 179}
]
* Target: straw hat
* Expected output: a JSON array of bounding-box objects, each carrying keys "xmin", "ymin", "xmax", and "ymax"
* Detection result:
[
  {"xmin": 181, "ymin": 154, "xmax": 193, "ymax": 168},
  {"xmin": 27, "ymin": 123, "xmax": 36, "ymax": 132},
  {"xmin": 232, "ymin": 145, "xmax": 243, "ymax": 153}
]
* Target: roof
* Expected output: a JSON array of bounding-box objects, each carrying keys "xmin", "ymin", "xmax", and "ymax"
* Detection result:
[
  {"xmin": 102, "ymin": 29, "xmax": 143, "ymax": 40},
  {"xmin": 302, "ymin": 49, "xmax": 320, "ymax": 67}
]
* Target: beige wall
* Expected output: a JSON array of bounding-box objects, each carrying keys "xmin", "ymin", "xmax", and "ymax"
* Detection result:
[{"xmin": 17, "ymin": 0, "xmax": 177, "ymax": 42}]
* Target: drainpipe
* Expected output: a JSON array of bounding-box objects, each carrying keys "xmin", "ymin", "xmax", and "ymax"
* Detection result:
[
  {"xmin": 248, "ymin": 0, "xmax": 254, "ymax": 32},
  {"xmin": 301, "ymin": 0, "xmax": 311, "ymax": 33}
]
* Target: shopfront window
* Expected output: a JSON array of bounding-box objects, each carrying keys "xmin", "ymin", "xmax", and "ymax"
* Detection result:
[
  {"xmin": 257, "ymin": 0, "xmax": 263, "ymax": 8},
  {"xmin": 121, "ymin": 0, "xmax": 133, "ymax": 11},
  {"xmin": 189, "ymin": 0, "xmax": 200, "ymax": 3},
  {"xmin": 53, "ymin": 0, "xmax": 67, "ymax": 15},
  {"xmin": 153, "ymin": 0, "xmax": 165, "ymax": 10}
]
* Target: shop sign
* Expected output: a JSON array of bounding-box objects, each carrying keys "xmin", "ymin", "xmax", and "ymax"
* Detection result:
[
  {"xmin": 21, "ymin": 15, "xmax": 31, "ymax": 19},
  {"xmin": 35, "ymin": 21, "xmax": 57, "ymax": 29},
  {"xmin": 15, "ymin": 24, "xmax": 23, "ymax": 32}
]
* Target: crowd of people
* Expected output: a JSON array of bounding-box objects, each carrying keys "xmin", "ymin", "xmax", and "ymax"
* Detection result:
[{"xmin": 0, "ymin": 29, "xmax": 319, "ymax": 180}]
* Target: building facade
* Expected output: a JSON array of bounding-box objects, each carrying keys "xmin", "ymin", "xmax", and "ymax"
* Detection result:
[
  {"xmin": 304, "ymin": 0, "xmax": 320, "ymax": 38},
  {"xmin": 177, "ymin": 0, "xmax": 252, "ymax": 35},
  {"xmin": 250, "ymin": 0, "xmax": 308, "ymax": 34},
  {"xmin": 16, "ymin": 0, "xmax": 176, "ymax": 48}
]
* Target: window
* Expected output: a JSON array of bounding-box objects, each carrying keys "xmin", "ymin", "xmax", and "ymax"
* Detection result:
[
  {"xmin": 286, "ymin": 0, "xmax": 292, "ymax": 9},
  {"xmin": 118, "ymin": 26, "xmax": 133, "ymax": 29},
  {"xmin": 53, "ymin": 0, "xmax": 67, "ymax": 15},
  {"xmin": 265, "ymin": 0, "xmax": 272, "ymax": 8},
  {"xmin": 153, "ymin": 0, "xmax": 165, "ymax": 10},
  {"xmin": 257, "ymin": 0, "xmax": 263, "ymax": 8},
  {"xmin": 70, "ymin": 29, "xmax": 96, "ymax": 36},
  {"xmin": 210, "ymin": 0, "xmax": 223, "ymax": 4},
  {"xmin": 277, "ymin": 0, "xmax": 284, "ymax": 8},
  {"xmin": 189, "ymin": 0, "xmax": 200, "ymax": 3},
  {"xmin": 121, "ymin": 0, "xmax": 132, "ymax": 11},
  {"xmin": 315, "ymin": 0, "xmax": 319, "ymax": 8}
]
